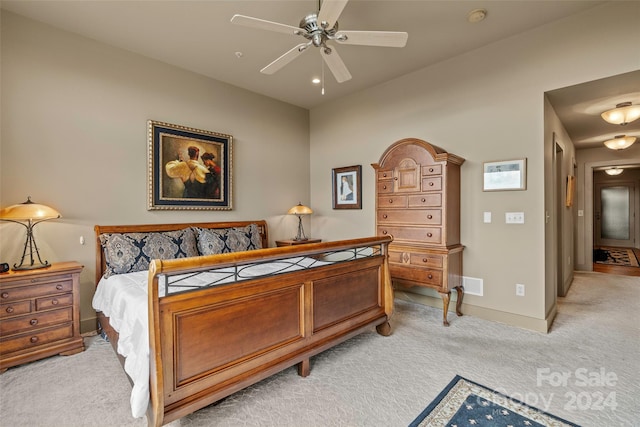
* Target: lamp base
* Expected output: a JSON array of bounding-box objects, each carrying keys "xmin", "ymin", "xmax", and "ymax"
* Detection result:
[
  {"xmin": 293, "ymin": 215, "xmax": 308, "ymax": 241},
  {"xmin": 13, "ymin": 261, "xmax": 51, "ymax": 271}
]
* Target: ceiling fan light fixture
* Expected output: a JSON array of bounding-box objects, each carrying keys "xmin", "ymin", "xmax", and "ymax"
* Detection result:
[
  {"xmin": 312, "ymin": 77, "xmax": 321, "ymax": 84},
  {"xmin": 600, "ymin": 102, "xmax": 640, "ymax": 125},
  {"xmin": 603, "ymin": 134, "xmax": 636, "ymax": 150},
  {"xmin": 604, "ymin": 167, "xmax": 624, "ymax": 176}
]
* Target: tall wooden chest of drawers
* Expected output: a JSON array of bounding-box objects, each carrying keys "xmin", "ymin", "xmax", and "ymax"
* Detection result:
[
  {"xmin": 0, "ymin": 262, "xmax": 84, "ymax": 372},
  {"xmin": 372, "ymin": 138, "xmax": 465, "ymax": 326}
]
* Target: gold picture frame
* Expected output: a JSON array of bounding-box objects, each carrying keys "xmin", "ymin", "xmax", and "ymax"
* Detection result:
[{"xmin": 148, "ymin": 120, "xmax": 232, "ymax": 210}]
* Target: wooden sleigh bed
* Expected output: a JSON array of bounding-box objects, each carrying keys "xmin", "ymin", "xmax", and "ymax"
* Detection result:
[{"xmin": 93, "ymin": 220, "xmax": 394, "ymax": 426}]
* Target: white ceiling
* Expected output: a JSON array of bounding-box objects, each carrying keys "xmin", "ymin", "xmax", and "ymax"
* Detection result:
[{"xmin": 2, "ymin": 0, "xmax": 638, "ymax": 151}]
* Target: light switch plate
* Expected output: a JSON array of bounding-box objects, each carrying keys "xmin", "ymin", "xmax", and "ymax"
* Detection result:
[
  {"xmin": 483, "ymin": 212, "xmax": 491, "ymax": 223},
  {"xmin": 506, "ymin": 212, "xmax": 525, "ymax": 224}
]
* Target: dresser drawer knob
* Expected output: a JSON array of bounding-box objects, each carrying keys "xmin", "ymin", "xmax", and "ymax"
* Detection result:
[
  {"xmin": 427, "ymin": 233, "xmax": 433, "ymax": 237},
  {"xmin": 429, "ymin": 182, "xmax": 434, "ymax": 186},
  {"xmin": 56, "ymin": 284, "xmax": 63, "ymax": 290},
  {"xmin": 388, "ymin": 199, "xmax": 393, "ymax": 203},
  {"xmin": 6, "ymin": 306, "xmax": 14, "ymax": 313},
  {"xmin": 383, "ymin": 173, "xmax": 388, "ymax": 177},
  {"xmin": 427, "ymin": 274, "xmax": 433, "ymax": 279},
  {"xmin": 427, "ymin": 214, "xmax": 433, "ymax": 219},
  {"xmin": 421, "ymin": 198, "xmax": 426, "ymax": 202},
  {"xmin": 383, "ymin": 214, "xmax": 388, "ymax": 219},
  {"xmin": 429, "ymin": 168, "xmax": 434, "ymax": 172},
  {"xmin": 30, "ymin": 319, "xmax": 38, "ymax": 326},
  {"xmin": 422, "ymin": 258, "xmax": 428, "ymax": 263},
  {"xmin": 382, "ymin": 230, "xmax": 388, "ymax": 235},
  {"xmin": 30, "ymin": 336, "xmax": 39, "ymax": 344},
  {"xmin": 383, "ymin": 185, "xmax": 387, "ymax": 190},
  {"xmin": 51, "ymin": 299, "xmax": 59, "ymax": 305},
  {"xmin": 1, "ymin": 292, "xmax": 8, "ymax": 299}
]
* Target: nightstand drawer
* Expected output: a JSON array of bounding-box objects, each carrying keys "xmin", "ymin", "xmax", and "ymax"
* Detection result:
[
  {"xmin": 36, "ymin": 293, "xmax": 73, "ymax": 311},
  {"xmin": 0, "ymin": 280, "xmax": 73, "ymax": 302},
  {"xmin": 0, "ymin": 307, "xmax": 73, "ymax": 336},
  {"xmin": 0, "ymin": 300, "xmax": 32, "ymax": 318},
  {"xmin": 0, "ymin": 323, "xmax": 74, "ymax": 354}
]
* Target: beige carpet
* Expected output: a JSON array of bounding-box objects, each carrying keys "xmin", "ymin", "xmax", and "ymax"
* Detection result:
[{"xmin": 1, "ymin": 271, "xmax": 638, "ymax": 426}]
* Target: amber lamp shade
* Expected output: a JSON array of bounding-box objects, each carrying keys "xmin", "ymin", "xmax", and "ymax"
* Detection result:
[{"xmin": 0, "ymin": 197, "xmax": 61, "ymax": 270}]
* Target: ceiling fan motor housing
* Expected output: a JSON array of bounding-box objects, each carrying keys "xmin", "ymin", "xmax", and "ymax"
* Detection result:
[{"xmin": 300, "ymin": 13, "xmax": 339, "ymax": 48}]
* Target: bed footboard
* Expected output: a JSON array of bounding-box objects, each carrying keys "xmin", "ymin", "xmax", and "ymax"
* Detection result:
[{"xmin": 147, "ymin": 236, "xmax": 393, "ymax": 426}]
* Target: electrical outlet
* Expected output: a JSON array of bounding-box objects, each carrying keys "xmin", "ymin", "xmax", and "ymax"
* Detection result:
[{"xmin": 516, "ymin": 283, "xmax": 525, "ymax": 296}]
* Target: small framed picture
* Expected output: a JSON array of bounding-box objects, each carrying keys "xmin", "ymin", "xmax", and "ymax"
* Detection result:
[
  {"xmin": 332, "ymin": 165, "xmax": 362, "ymax": 209},
  {"xmin": 483, "ymin": 159, "xmax": 527, "ymax": 191},
  {"xmin": 148, "ymin": 120, "xmax": 232, "ymax": 210}
]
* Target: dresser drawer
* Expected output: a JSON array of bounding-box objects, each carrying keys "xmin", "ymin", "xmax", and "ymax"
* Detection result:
[
  {"xmin": 378, "ymin": 226, "xmax": 442, "ymax": 244},
  {"xmin": 0, "ymin": 300, "xmax": 32, "ymax": 318},
  {"xmin": 377, "ymin": 195, "xmax": 408, "ymax": 208},
  {"xmin": 388, "ymin": 250, "xmax": 443, "ymax": 268},
  {"xmin": 377, "ymin": 170, "xmax": 394, "ymax": 180},
  {"xmin": 0, "ymin": 323, "xmax": 74, "ymax": 354},
  {"xmin": 390, "ymin": 265, "xmax": 443, "ymax": 287},
  {"xmin": 377, "ymin": 181, "xmax": 394, "ymax": 194},
  {"xmin": 422, "ymin": 177, "xmax": 442, "ymax": 192},
  {"xmin": 36, "ymin": 293, "xmax": 73, "ymax": 311},
  {"xmin": 422, "ymin": 164, "xmax": 442, "ymax": 176},
  {"xmin": 407, "ymin": 194, "xmax": 441, "ymax": 207},
  {"xmin": 0, "ymin": 280, "xmax": 73, "ymax": 302},
  {"xmin": 378, "ymin": 209, "xmax": 441, "ymax": 225},
  {"xmin": 0, "ymin": 307, "xmax": 73, "ymax": 336}
]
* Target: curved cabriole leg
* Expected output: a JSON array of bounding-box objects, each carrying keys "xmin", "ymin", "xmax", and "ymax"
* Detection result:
[
  {"xmin": 376, "ymin": 321, "xmax": 392, "ymax": 336},
  {"xmin": 455, "ymin": 286, "xmax": 464, "ymax": 317},
  {"xmin": 440, "ymin": 291, "xmax": 451, "ymax": 327}
]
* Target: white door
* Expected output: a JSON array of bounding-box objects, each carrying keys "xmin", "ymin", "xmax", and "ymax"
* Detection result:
[{"xmin": 595, "ymin": 182, "xmax": 635, "ymax": 247}]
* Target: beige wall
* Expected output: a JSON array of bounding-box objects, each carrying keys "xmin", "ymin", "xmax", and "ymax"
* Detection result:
[
  {"xmin": 0, "ymin": 12, "xmax": 310, "ymax": 333},
  {"xmin": 308, "ymin": 2, "xmax": 640, "ymax": 331}
]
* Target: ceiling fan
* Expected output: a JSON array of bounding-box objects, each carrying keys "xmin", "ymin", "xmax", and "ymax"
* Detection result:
[{"xmin": 230, "ymin": 0, "xmax": 408, "ymax": 83}]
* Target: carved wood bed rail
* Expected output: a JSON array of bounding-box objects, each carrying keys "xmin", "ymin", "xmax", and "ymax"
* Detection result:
[{"xmin": 93, "ymin": 221, "xmax": 393, "ymax": 426}]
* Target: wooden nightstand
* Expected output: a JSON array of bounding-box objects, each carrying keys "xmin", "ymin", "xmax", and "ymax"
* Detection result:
[
  {"xmin": 275, "ymin": 238, "xmax": 322, "ymax": 247},
  {"xmin": 0, "ymin": 261, "xmax": 84, "ymax": 372}
]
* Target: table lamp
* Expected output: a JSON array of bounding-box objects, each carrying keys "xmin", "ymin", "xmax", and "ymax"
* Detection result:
[
  {"xmin": 0, "ymin": 196, "xmax": 61, "ymax": 270},
  {"xmin": 287, "ymin": 203, "xmax": 312, "ymax": 241}
]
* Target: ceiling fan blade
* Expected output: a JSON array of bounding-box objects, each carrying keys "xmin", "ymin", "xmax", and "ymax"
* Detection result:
[
  {"xmin": 321, "ymin": 46, "xmax": 352, "ymax": 83},
  {"xmin": 317, "ymin": 0, "xmax": 349, "ymax": 27},
  {"xmin": 230, "ymin": 14, "xmax": 301, "ymax": 36},
  {"xmin": 261, "ymin": 43, "xmax": 310, "ymax": 75},
  {"xmin": 335, "ymin": 31, "xmax": 408, "ymax": 47}
]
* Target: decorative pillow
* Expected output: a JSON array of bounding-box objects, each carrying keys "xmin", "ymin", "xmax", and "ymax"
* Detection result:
[
  {"xmin": 196, "ymin": 224, "xmax": 263, "ymax": 256},
  {"xmin": 99, "ymin": 228, "xmax": 198, "ymax": 278}
]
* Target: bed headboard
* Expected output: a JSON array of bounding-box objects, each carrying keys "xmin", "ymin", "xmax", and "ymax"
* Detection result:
[{"xmin": 94, "ymin": 220, "xmax": 268, "ymax": 285}]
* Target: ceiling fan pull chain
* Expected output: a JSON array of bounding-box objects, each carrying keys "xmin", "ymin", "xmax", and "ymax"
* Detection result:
[{"xmin": 321, "ymin": 57, "xmax": 325, "ymax": 95}]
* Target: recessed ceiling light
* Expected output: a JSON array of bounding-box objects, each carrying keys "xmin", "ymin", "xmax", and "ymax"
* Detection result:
[
  {"xmin": 235, "ymin": 51, "xmax": 243, "ymax": 59},
  {"xmin": 312, "ymin": 77, "xmax": 321, "ymax": 85},
  {"xmin": 468, "ymin": 9, "xmax": 487, "ymax": 23}
]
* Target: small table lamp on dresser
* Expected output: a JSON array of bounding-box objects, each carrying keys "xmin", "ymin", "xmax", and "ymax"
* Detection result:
[
  {"xmin": 0, "ymin": 196, "xmax": 61, "ymax": 270},
  {"xmin": 287, "ymin": 202, "xmax": 313, "ymax": 241}
]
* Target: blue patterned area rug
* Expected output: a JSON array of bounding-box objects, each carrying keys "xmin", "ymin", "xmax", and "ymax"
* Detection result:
[{"xmin": 409, "ymin": 375, "xmax": 580, "ymax": 427}]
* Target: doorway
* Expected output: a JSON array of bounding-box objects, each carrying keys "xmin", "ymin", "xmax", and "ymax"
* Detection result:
[{"xmin": 594, "ymin": 182, "xmax": 635, "ymax": 248}]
